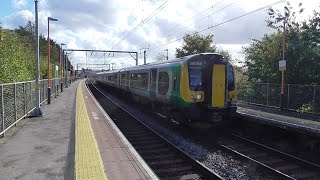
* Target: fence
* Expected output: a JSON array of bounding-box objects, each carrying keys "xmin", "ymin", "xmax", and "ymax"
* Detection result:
[
  {"xmin": 0, "ymin": 78, "xmax": 73, "ymax": 137},
  {"xmin": 237, "ymin": 83, "xmax": 320, "ymax": 114}
]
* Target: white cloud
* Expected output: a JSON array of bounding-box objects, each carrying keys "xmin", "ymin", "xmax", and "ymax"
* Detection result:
[
  {"xmin": 12, "ymin": 0, "xmax": 27, "ymax": 9},
  {"xmin": 3, "ymin": 0, "xmax": 320, "ymax": 67},
  {"xmin": 3, "ymin": 10, "xmax": 33, "ymax": 29}
]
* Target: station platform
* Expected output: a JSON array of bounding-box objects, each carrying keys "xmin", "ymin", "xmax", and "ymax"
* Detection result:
[
  {"xmin": 236, "ymin": 103, "xmax": 320, "ymax": 136},
  {"xmin": 0, "ymin": 79, "xmax": 157, "ymax": 180}
]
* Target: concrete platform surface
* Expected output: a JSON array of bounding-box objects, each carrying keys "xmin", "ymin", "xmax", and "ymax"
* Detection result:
[
  {"xmin": 0, "ymin": 80, "xmax": 79, "ymax": 180},
  {"xmin": 237, "ymin": 104, "xmax": 320, "ymax": 136},
  {"xmin": 81, "ymin": 81, "xmax": 157, "ymax": 180}
]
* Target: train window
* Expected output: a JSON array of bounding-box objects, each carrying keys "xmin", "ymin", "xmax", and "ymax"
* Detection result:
[
  {"xmin": 228, "ymin": 65, "xmax": 235, "ymax": 91},
  {"xmin": 139, "ymin": 73, "xmax": 148, "ymax": 89},
  {"xmin": 108, "ymin": 76, "xmax": 111, "ymax": 81},
  {"xmin": 121, "ymin": 74, "xmax": 126, "ymax": 85},
  {"xmin": 130, "ymin": 73, "xmax": 137, "ymax": 87},
  {"xmin": 189, "ymin": 66, "xmax": 203, "ymax": 91},
  {"xmin": 158, "ymin": 72, "xmax": 169, "ymax": 95}
]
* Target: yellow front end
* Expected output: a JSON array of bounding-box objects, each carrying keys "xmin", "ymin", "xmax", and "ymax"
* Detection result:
[{"xmin": 212, "ymin": 64, "xmax": 226, "ymax": 108}]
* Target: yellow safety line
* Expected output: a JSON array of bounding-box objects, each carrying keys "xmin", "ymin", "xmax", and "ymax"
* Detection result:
[{"xmin": 75, "ymin": 80, "xmax": 107, "ymax": 180}]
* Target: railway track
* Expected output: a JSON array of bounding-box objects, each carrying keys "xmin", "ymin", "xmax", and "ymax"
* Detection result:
[
  {"xmin": 88, "ymin": 83, "xmax": 222, "ymax": 180},
  {"xmin": 219, "ymin": 134, "xmax": 320, "ymax": 179}
]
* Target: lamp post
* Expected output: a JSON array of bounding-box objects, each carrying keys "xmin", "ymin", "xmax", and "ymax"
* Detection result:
[
  {"xmin": 31, "ymin": 0, "xmax": 44, "ymax": 116},
  {"xmin": 164, "ymin": 49, "xmax": 168, "ymax": 60},
  {"xmin": 60, "ymin": 43, "xmax": 66, "ymax": 92},
  {"xmin": 69, "ymin": 58, "xmax": 73, "ymax": 84},
  {"xmin": 277, "ymin": 17, "xmax": 286, "ymax": 111},
  {"xmin": 65, "ymin": 50, "xmax": 69, "ymax": 87},
  {"xmin": 47, "ymin": 17, "xmax": 58, "ymax": 104}
]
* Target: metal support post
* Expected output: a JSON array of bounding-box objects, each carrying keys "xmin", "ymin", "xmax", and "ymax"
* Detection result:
[
  {"xmin": 42, "ymin": 81, "xmax": 45, "ymax": 103},
  {"xmin": 313, "ymin": 85, "xmax": 316, "ymax": 113},
  {"xmin": 140, "ymin": 46, "xmax": 149, "ymax": 65},
  {"xmin": 266, "ymin": 83, "xmax": 269, "ymax": 106},
  {"xmin": 14, "ymin": 83, "xmax": 17, "ymax": 126},
  {"xmin": 55, "ymin": 66, "xmax": 58, "ymax": 98},
  {"xmin": 164, "ymin": 49, "xmax": 168, "ymax": 60},
  {"xmin": 287, "ymin": 84, "xmax": 290, "ymax": 110},
  {"xmin": 136, "ymin": 53, "xmax": 138, "ymax": 66},
  {"xmin": 23, "ymin": 83, "xmax": 26, "ymax": 116},
  {"xmin": 47, "ymin": 18, "xmax": 51, "ymax": 105},
  {"xmin": 30, "ymin": 82, "xmax": 32, "ymax": 107},
  {"xmin": 280, "ymin": 20, "xmax": 286, "ymax": 111},
  {"xmin": 65, "ymin": 53, "xmax": 69, "ymax": 88},
  {"xmin": 144, "ymin": 50, "xmax": 146, "ymax": 65},
  {"xmin": 60, "ymin": 44, "xmax": 64, "ymax": 92},
  {"xmin": 1, "ymin": 85, "xmax": 4, "ymax": 137},
  {"xmin": 31, "ymin": 0, "xmax": 44, "ymax": 116}
]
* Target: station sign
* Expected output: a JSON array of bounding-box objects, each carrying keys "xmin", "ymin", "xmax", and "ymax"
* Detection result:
[{"xmin": 279, "ymin": 60, "xmax": 286, "ymax": 71}]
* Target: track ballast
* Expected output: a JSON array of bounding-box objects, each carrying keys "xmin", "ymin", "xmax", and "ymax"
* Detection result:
[{"xmin": 88, "ymin": 83, "xmax": 222, "ymax": 180}]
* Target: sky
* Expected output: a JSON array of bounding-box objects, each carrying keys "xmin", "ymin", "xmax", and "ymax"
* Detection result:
[{"xmin": 1, "ymin": 0, "xmax": 319, "ymax": 69}]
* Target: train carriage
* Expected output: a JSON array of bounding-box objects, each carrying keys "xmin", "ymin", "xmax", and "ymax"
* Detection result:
[{"xmin": 96, "ymin": 53, "xmax": 237, "ymax": 125}]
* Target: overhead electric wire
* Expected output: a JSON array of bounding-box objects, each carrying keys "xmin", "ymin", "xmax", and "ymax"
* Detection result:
[
  {"xmin": 111, "ymin": 0, "xmax": 169, "ymax": 49},
  {"xmin": 161, "ymin": 0, "xmax": 226, "ymax": 38},
  {"xmin": 106, "ymin": 0, "xmax": 141, "ymax": 48},
  {"xmin": 148, "ymin": 0, "xmax": 285, "ymax": 52},
  {"xmin": 167, "ymin": 0, "xmax": 240, "ymax": 38},
  {"xmin": 138, "ymin": 0, "xmax": 239, "ymax": 48}
]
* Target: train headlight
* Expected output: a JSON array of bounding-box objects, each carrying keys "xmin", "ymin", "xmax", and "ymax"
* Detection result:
[
  {"xmin": 196, "ymin": 94, "xmax": 202, "ymax": 100},
  {"xmin": 190, "ymin": 95, "xmax": 194, "ymax": 99}
]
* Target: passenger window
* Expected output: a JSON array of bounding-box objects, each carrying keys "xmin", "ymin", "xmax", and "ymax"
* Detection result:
[
  {"xmin": 139, "ymin": 73, "xmax": 148, "ymax": 89},
  {"xmin": 130, "ymin": 73, "xmax": 137, "ymax": 87},
  {"xmin": 158, "ymin": 72, "xmax": 169, "ymax": 95},
  {"xmin": 121, "ymin": 74, "xmax": 126, "ymax": 85},
  {"xmin": 228, "ymin": 65, "xmax": 235, "ymax": 91}
]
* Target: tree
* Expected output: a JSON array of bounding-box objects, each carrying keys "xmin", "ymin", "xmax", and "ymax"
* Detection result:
[
  {"xmin": 0, "ymin": 30, "xmax": 35, "ymax": 83},
  {"xmin": 175, "ymin": 33, "xmax": 216, "ymax": 57},
  {"xmin": 244, "ymin": 2, "xmax": 320, "ymax": 84},
  {"xmin": 0, "ymin": 22, "xmax": 67, "ymax": 83}
]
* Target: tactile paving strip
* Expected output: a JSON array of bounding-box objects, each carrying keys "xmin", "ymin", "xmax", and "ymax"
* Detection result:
[{"xmin": 75, "ymin": 80, "xmax": 107, "ymax": 180}]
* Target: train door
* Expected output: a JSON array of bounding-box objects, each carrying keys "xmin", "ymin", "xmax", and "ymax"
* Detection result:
[
  {"xmin": 202, "ymin": 65, "xmax": 212, "ymax": 105},
  {"xmin": 212, "ymin": 64, "xmax": 226, "ymax": 108},
  {"xmin": 150, "ymin": 68, "xmax": 157, "ymax": 98}
]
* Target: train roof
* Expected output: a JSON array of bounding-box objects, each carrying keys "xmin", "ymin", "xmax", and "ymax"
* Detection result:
[{"xmin": 96, "ymin": 53, "xmax": 228, "ymax": 75}]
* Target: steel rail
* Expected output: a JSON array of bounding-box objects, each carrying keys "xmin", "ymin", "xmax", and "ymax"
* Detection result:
[{"xmin": 89, "ymin": 83, "xmax": 223, "ymax": 180}]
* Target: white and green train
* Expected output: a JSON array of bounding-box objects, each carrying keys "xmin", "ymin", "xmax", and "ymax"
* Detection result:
[{"xmin": 96, "ymin": 53, "xmax": 237, "ymax": 124}]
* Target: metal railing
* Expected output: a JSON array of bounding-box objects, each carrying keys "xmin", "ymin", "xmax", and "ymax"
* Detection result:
[
  {"xmin": 0, "ymin": 78, "xmax": 72, "ymax": 137},
  {"xmin": 237, "ymin": 83, "xmax": 320, "ymax": 114}
]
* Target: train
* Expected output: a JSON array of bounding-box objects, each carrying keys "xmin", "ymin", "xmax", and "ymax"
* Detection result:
[{"xmin": 95, "ymin": 53, "xmax": 237, "ymax": 125}]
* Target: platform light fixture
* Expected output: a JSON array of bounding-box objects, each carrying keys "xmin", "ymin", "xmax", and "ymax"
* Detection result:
[
  {"xmin": 60, "ymin": 43, "xmax": 66, "ymax": 92},
  {"xmin": 47, "ymin": 16, "xmax": 58, "ymax": 104}
]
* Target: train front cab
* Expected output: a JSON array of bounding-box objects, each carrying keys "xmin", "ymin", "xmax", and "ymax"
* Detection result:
[{"xmin": 181, "ymin": 53, "xmax": 237, "ymax": 124}]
